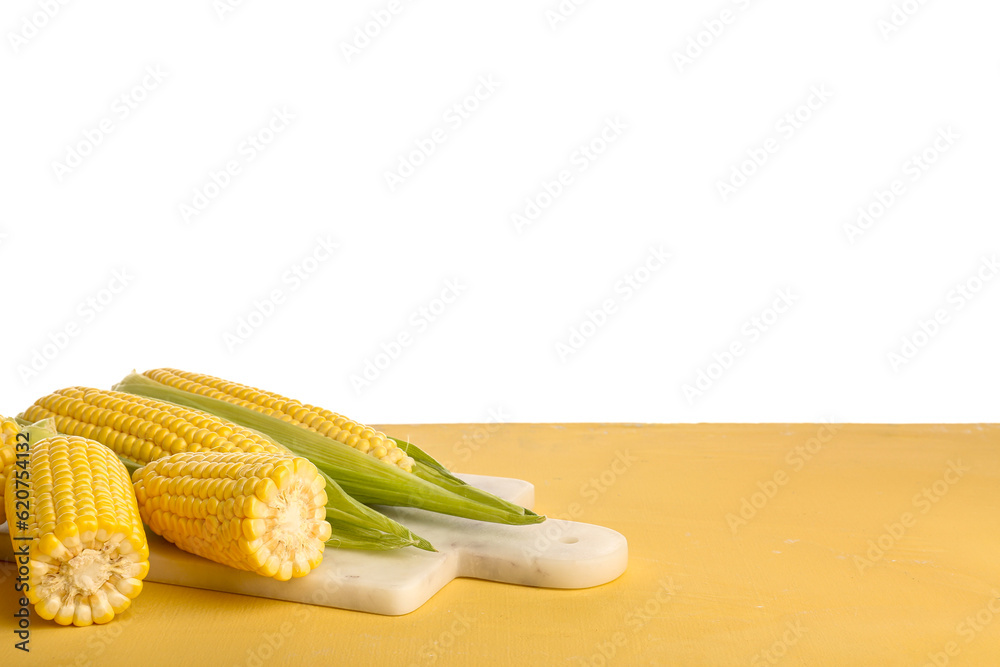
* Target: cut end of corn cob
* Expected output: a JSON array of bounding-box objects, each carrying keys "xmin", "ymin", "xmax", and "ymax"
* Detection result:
[
  {"xmin": 20, "ymin": 386, "xmax": 292, "ymax": 466},
  {"xmin": 6, "ymin": 435, "xmax": 149, "ymax": 626},
  {"xmin": 0, "ymin": 416, "xmax": 20, "ymax": 526},
  {"xmin": 139, "ymin": 368, "xmax": 416, "ymax": 472},
  {"xmin": 133, "ymin": 451, "xmax": 332, "ymax": 581}
]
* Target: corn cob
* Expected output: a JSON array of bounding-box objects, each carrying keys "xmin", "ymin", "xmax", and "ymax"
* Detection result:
[
  {"xmin": 0, "ymin": 416, "xmax": 20, "ymax": 526},
  {"xmin": 115, "ymin": 369, "xmax": 543, "ymax": 526},
  {"xmin": 22, "ymin": 386, "xmax": 294, "ymax": 464},
  {"xmin": 133, "ymin": 451, "xmax": 332, "ymax": 580},
  {"xmin": 141, "ymin": 368, "xmax": 415, "ymax": 472},
  {"xmin": 21, "ymin": 387, "xmax": 432, "ymax": 551},
  {"xmin": 6, "ymin": 434, "xmax": 149, "ymax": 626}
]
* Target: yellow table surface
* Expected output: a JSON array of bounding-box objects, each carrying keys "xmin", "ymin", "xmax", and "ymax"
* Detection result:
[{"xmin": 2, "ymin": 423, "xmax": 998, "ymax": 666}]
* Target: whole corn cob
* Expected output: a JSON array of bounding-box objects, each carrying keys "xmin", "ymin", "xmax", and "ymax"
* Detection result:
[
  {"xmin": 22, "ymin": 386, "xmax": 294, "ymax": 464},
  {"xmin": 140, "ymin": 368, "xmax": 416, "ymax": 472},
  {"xmin": 0, "ymin": 416, "xmax": 20, "ymax": 526},
  {"xmin": 133, "ymin": 451, "xmax": 332, "ymax": 580},
  {"xmin": 5, "ymin": 434, "xmax": 149, "ymax": 626},
  {"xmin": 21, "ymin": 387, "xmax": 432, "ymax": 551},
  {"xmin": 115, "ymin": 369, "xmax": 543, "ymax": 526}
]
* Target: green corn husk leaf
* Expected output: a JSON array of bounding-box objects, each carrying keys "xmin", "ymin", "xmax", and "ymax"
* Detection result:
[
  {"xmin": 117, "ymin": 456, "xmax": 143, "ymax": 477},
  {"xmin": 18, "ymin": 417, "xmax": 60, "ymax": 443},
  {"xmin": 316, "ymin": 469, "xmax": 435, "ymax": 551},
  {"xmin": 114, "ymin": 372, "xmax": 544, "ymax": 526},
  {"xmin": 393, "ymin": 437, "xmax": 543, "ymax": 519},
  {"xmin": 18, "ymin": 403, "xmax": 431, "ymax": 552}
]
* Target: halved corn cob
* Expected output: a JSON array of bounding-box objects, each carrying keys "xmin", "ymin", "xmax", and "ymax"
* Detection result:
[
  {"xmin": 115, "ymin": 369, "xmax": 543, "ymax": 526},
  {"xmin": 21, "ymin": 387, "xmax": 432, "ymax": 551},
  {"xmin": 0, "ymin": 416, "xmax": 20, "ymax": 526},
  {"xmin": 133, "ymin": 451, "xmax": 332, "ymax": 580},
  {"xmin": 6, "ymin": 434, "xmax": 149, "ymax": 626}
]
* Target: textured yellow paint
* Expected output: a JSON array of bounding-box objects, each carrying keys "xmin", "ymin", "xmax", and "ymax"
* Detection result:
[{"xmin": 1, "ymin": 424, "xmax": 997, "ymax": 666}]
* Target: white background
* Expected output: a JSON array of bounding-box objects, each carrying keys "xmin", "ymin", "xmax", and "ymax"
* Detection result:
[{"xmin": 1, "ymin": 0, "xmax": 997, "ymax": 424}]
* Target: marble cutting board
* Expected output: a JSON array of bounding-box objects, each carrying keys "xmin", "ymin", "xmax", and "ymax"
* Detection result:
[{"xmin": 0, "ymin": 473, "xmax": 628, "ymax": 615}]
